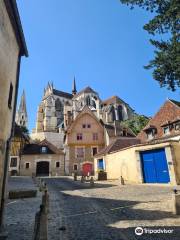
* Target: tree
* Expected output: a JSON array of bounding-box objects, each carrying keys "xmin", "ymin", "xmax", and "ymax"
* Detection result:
[
  {"xmin": 120, "ymin": 0, "xmax": 180, "ymax": 91},
  {"xmin": 123, "ymin": 114, "xmax": 150, "ymax": 135}
]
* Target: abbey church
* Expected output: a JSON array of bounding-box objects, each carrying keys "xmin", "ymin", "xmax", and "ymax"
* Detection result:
[{"xmin": 14, "ymin": 79, "xmax": 136, "ymax": 176}]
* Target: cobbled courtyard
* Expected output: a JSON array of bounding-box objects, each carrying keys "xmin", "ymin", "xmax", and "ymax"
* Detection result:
[{"xmin": 5, "ymin": 177, "xmax": 180, "ymax": 240}]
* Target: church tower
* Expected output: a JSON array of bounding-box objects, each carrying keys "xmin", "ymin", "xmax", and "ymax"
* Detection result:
[
  {"xmin": 72, "ymin": 77, "xmax": 77, "ymax": 96},
  {"xmin": 16, "ymin": 90, "xmax": 28, "ymax": 127}
]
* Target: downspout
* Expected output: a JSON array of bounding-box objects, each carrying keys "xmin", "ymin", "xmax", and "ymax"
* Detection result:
[{"xmin": 0, "ymin": 53, "xmax": 21, "ymax": 228}]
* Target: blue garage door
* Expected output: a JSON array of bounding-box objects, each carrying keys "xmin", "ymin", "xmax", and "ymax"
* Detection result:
[{"xmin": 140, "ymin": 149, "xmax": 170, "ymax": 183}]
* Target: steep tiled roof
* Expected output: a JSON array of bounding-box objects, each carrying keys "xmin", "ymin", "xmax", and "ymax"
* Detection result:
[
  {"xmin": 95, "ymin": 137, "xmax": 141, "ymax": 157},
  {"xmin": 170, "ymin": 99, "xmax": 180, "ymax": 107},
  {"xmin": 53, "ymin": 89, "xmax": 73, "ymax": 99},
  {"xmin": 138, "ymin": 99, "xmax": 180, "ymax": 142},
  {"xmin": 23, "ymin": 139, "xmax": 64, "ymax": 155}
]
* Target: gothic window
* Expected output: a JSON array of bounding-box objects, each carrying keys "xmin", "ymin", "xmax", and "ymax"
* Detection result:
[
  {"xmin": 86, "ymin": 96, "xmax": 91, "ymax": 106},
  {"xmin": 117, "ymin": 105, "xmax": 123, "ymax": 121},
  {"xmin": 109, "ymin": 105, "xmax": 115, "ymax": 122},
  {"xmin": 92, "ymin": 100, "xmax": 96, "ymax": 109},
  {"xmin": 55, "ymin": 98, "xmax": 63, "ymax": 111}
]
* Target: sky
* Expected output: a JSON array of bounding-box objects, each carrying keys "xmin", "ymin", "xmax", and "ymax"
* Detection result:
[{"xmin": 17, "ymin": 0, "xmax": 180, "ymax": 131}]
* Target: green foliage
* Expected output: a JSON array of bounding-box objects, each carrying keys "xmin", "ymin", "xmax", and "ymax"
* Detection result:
[
  {"xmin": 120, "ymin": 0, "xmax": 180, "ymax": 91},
  {"xmin": 123, "ymin": 114, "xmax": 150, "ymax": 135}
]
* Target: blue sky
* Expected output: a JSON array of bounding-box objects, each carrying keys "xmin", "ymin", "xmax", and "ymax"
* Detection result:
[{"xmin": 17, "ymin": 0, "xmax": 179, "ymax": 131}]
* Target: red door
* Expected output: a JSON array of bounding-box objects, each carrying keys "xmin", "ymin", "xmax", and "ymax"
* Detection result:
[{"xmin": 82, "ymin": 163, "xmax": 93, "ymax": 176}]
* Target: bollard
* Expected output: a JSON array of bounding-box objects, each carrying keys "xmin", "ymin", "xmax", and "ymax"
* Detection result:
[
  {"xmin": 33, "ymin": 204, "xmax": 48, "ymax": 240},
  {"xmin": 42, "ymin": 190, "xmax": 49, "ymax": 214},
  {"xmin": 74, "ymin": 172, "xmax": 77, "ymax": 181},
  {"xmin": 172, "ymin": 189, "xmax": 180, "ymax": 215},
  {"xmin": 81, "ymin": 175, "xmax": 85, "ymax": 183},
  {"xmin": 120, "ymin": 176, "xmax": 125, "ymax": 185},
  {"xmin": 90, "ymin": 177, "xmax": 94, "ymax": 187}
]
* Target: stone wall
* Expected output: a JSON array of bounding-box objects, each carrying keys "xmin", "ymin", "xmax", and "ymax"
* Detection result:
[
  {"xmin": 20, "ymin": 154, "xmax": 65, "ymax": 176},
  {"xmin": 94, "ymin": 141, "xmax": 180, "ymax": 185},
  {"xmin": 0, "ymin": 0, "xmax": 19, "ymax": 210}
]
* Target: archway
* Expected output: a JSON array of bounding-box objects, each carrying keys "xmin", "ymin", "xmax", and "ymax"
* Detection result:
[{"xmin": 36, "ymin": 161, "xmax": 49, "ymax": 176}]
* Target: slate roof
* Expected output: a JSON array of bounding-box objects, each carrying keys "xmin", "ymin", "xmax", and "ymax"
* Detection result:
[
  {"xmin": 95, "ymin": 137, "xmax": 141, "ymax": 157},
  {"xmin": 53, "ymin": 89, "xmax": 73, "ymax": 99},
  {"xmin": 73, "ymin": 86, "xmax": 97, "ymax": 98},
  {"xmin": 22, "ymin": 139, "xmax": 64, "ymax": 155}
]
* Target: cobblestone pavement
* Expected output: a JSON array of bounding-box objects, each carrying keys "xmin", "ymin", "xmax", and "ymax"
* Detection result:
[
  {"xmin": 45, "ymin": 177, "xmax": 180, "ymax": 240},
  {"xmin": 4, "ymin": 177, "xmax": 42, "ymax": 240}
]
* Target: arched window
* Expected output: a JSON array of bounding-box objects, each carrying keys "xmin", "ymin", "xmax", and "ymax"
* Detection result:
[
  {"xmin": 109, "ymin": 105, "xmax": 115, "ymax": 122},
  {"xmin": 86, "ymin": 96, "xmax": 91, "ymax": 106},
  {"xmin": 92, "ymin": 100, "xmax": 96, "ymax": 109},
  {"xmin": 117, "ymin": 105, "xmax": 123, "ymax": 121},
  {"xmin": 55, "ymin": 98, "xmax": 63, "ymax": 111}
]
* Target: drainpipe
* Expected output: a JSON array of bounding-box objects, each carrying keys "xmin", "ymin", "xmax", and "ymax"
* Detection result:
[{"xmin": 0, "ymin": 54, "xmax": 21, "ymax": 228}]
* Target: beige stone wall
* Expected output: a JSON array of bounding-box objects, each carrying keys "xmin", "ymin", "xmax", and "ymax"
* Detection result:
[
  {"xmin": 0, "ymin": 0, "xmax": 20, "ymax": 209},
  {"xmin": 67, "ymin": 112, "xmax": 105, "ymax": 174},
  {"xmin": 171, "ymin": 142, "xmax": 180, "ymax": 184},
  {"xmin": 20, "ymin": 154, "xmax": 65, "ymax": 176},
  {"xmin": 94, "ymin": 141, "xmax": 180, "ymax": 185},
  {"xmin": 67, "ymin": 113, "xmax": 104, "ymax": 145}
]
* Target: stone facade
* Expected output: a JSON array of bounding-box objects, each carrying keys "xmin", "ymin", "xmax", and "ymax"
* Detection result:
[
  {"xmin": 94, "ymin": 140, "xmax": 180, "ymax": 185},
  {"xmin": 0, "ymin": 0, "xmax": 27, "ymax": 223},
  {"xmin": 65, "ymin": 106, "xmax": 105, "ymax": 175},
  {"xmin": 31, "ymin": 81, "xmax": 135, "ymax": 149},
  {"xmin": 20, "ymin": 140, "xmax": 64, "ymax": 177},
  {"xmin": 138, "ymin": 99, "xmax": 180, "ymax": 142}
]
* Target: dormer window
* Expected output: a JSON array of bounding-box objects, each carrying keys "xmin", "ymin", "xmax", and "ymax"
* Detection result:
[
  {"xmin": 41, "ymin": 146, "xmax": 47, "ymax": 153},
  {"xmin": 144, "ymin": 125, "xmax": 157, "ymax": 140},
  {"xmin": 147, "ymin": 131, "xmax": 154, "ymax": 140},
  {"xmin": 163, "ymin": 126, "xmax": 170, "ymax": 135},
  {"xmin": 175, "ymin": 123, "xmax": 180, "ymax": 131}
]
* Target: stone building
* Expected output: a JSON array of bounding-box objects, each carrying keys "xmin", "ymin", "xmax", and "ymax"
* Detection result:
[
  {"xmin": 31, "ymin": 79, "xmax": 135, "ymax": 149},
  {"xmin": 94, "ymin": 99, "xmax": 180, "ymax": 185},
  {"xmin": 64, "ymin": 106, "xmax": 105, "ymax": 175},
  {"xmin": 20, "ymin": 139, "xmax": 65, "ymax": 177},
  {"xmin": 0, "ymin": 0, "xmax": 28, "ymax": 227}
]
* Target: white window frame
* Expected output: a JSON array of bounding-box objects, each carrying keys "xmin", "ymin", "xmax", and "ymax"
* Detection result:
[
  {"xmin": 163, "ymin": 126, "xmax": 170, "ymax": 135},
  {"xmin": 75, "ymin": 146, "xmax": 85, "ymax": 159},
  {"xmin": 9, "ymin": 156, "xmax": 19, "ymax": 169}
]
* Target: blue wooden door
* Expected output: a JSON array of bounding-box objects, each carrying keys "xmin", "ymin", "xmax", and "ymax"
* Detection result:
[
  {"xmin": 140, "ymin": 152, "xmax": 157, "ymax": 183},
  {"xmin": 153, "ymin": 149, "xmax": 170, "ymax": 183},
  {"xmin": 140, "ymin": 149, "xmax": 170, "ymax": 183}
]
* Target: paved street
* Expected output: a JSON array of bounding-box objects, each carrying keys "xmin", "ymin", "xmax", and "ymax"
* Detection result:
[{"xmin": 45, "ymin": 177, "xmax": 180, "ymax": 240}]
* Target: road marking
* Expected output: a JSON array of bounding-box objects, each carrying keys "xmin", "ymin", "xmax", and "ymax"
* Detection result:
[
  {"xmin": 7, "ymin": 201, "xmax": 17, "ymax": 206},
  {"xmin": 64, "ymin": 211, "xmax": 98, "ymax": 218},
  {"xmin": 110, "ymin": 204, "xmax": 135, "ymax": 211}
]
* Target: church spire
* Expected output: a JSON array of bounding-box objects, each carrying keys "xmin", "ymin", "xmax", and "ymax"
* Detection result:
[
  {"xmin": 72, "ymin": 76, "xmax": 77, "ymax": 95},
  {"xmin": 16, "ymin": 90, "xmax": 28, "ymax": 127}
]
